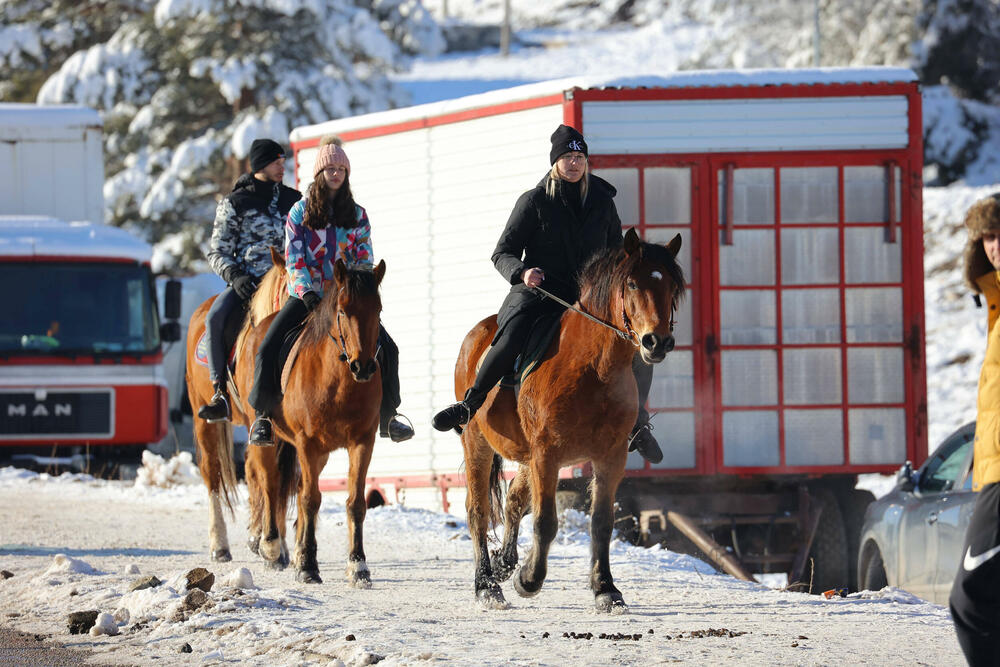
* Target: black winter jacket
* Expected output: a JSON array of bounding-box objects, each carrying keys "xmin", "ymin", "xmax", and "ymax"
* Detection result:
[{"xmin": 491, "ymin": 173, "xmax": 624, "ymax": 331}]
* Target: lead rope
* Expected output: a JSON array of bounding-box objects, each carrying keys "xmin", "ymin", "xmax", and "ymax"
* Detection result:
[{"xmin": 533, "ymin": 286, "xmax": 639, "ymax": 347}]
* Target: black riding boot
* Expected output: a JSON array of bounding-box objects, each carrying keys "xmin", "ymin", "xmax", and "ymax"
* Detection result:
[
  {"xmin": 432, "ymin": 387, "xmax": 488, "ymax": 432},
  {"xmin": 198, "ymin": 382, "xmax": 231, "ymax": 423},
  {"xmin": 380, "ymin": 412, "xmax": 415, "ymax": 442},
  {"xmin": 628, "ymin": 356, "xmax": 663, "ymax": 464}
]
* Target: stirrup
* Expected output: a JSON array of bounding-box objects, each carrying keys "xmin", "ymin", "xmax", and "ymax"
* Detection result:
[
  {"xmin": 198, "ymin": 388, "xmax": 231, "ymax": 423},
  {"xmin": 628, "ymin": 421, "xmax": 663, "ymax": 464},
  {"xmin": 381, "ymin": 413, "xmax": 415, "ymax": 443},
  {"xmin": 249, "ymin": 416, "xmax": 275, "ymax": 447}
]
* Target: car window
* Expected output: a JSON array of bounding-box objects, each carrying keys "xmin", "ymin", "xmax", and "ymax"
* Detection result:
[{"xmin": 920, "ymin": 427, "xmax": 975, "ymax": 493}]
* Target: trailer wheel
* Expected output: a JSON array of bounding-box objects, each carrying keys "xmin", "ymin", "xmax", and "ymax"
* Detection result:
[
  {"xmin": 839, "ymin": 488, "xmax": 876, "ymax": 592},
  {"xmin": 861, "ymin": 545, "xmax": 888, "ymax": 591},
  {"xmin": 806, "ymin": 488, "xmax": 849, "ymax": 594}
]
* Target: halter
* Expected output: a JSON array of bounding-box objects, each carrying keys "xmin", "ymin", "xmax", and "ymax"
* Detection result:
[{"xmin": 324, "ymin": 286, "xmax": 381, "ymax": 364}]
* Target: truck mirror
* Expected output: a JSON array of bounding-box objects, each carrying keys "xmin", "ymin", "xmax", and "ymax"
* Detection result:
[
  {"xmin": 160, "ymin": 320, "xmax": 181, "ymax": 343},
  {"xmin": 163, "ymin": 279, "xmax": 182, "ymax": 321},
  {"xmin": 896, "ymin": 460, "xmax": 915, "ymax": 492}
]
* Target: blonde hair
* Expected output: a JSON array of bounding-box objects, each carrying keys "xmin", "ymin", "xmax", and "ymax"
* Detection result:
[{"xmin": 546, "ymin": 161, "xmax": 589, "ymax": 202}]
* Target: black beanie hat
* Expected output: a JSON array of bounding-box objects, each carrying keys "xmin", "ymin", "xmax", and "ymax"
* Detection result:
[
  {"xmin": 249, "ymin": 138, "xmax": 284, "ymax": 173},
  {"xmin": 549, "ymin": 124, "xmax": 588, "ymax": 165}
]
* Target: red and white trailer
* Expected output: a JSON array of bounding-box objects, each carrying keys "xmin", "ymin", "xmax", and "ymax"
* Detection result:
[{"xmin": 290, "ymin": 67, "xmax": 926, "ymax": 589}]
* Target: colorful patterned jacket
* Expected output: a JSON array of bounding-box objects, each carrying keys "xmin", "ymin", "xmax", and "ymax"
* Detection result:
[{"xmin": 284, "ymin": 198, "xmax": 374, "ymax": 299}]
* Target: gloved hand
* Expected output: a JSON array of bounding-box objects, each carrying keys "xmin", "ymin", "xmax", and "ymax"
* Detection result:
[
  {"xmin": 301, "ymin": 291, "xmax": 321, "ymax": 311},
  {"xmin": 231, "ymin": 273, "xmax": 258, "ymax": 300}
]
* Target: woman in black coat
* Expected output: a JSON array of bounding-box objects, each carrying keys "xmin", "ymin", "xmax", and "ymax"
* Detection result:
[{"xmin": 432, "ymin": 124, "xmax": 663, "ymax": 463}]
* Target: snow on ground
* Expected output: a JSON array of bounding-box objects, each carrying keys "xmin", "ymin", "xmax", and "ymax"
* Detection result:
[{"xmin": 0, "ymin": 466, "xmax": 964, "ymax": 666}]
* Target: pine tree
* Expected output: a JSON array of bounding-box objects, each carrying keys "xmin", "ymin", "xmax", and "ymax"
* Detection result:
[
  {"xmin": 1, "ymin": 0, "xmax": 444, "ymax": 272},
  {"xmin": 916, "ymin": 0, "xmax": 1000, "ymax": 102}
]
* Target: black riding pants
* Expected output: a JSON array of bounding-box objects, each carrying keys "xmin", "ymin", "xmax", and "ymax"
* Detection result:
[
  {"xmin": 249, "ymin": 296, "xmax": 308, "ymax": 416},
  {"xmin": 204, "ymin": 286, "xmax": 245, "ymax": 384},
  {"xmin": 951, "ymin": 481, "xmax": 1000, "ymax": 666},
  {"xmin": 377, "ymin": 325, "xmax": 402, "ymax": 429}
]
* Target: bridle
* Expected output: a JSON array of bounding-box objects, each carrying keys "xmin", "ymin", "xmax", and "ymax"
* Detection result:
[{"xmin": 325, "ymin": 286, "xmax": 381, "ymax": 364}]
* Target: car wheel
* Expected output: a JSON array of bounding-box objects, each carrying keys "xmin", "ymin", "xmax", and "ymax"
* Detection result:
[{"xmin": 862, "ymin": 546, "xmax": 888, "ymax": 591}]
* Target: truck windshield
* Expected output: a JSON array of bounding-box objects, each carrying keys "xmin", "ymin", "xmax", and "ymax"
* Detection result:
[{"xmin": 0, "ymin": 262, "xmax": 161, "ymax": 356}]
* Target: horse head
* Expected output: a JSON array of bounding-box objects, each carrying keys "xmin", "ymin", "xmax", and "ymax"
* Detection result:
[
  {"xmin": 327, "ymin": 257, "xmax": 385, "ymax": 382},
  {"xmin": 621, "ymin": 228, "xmax": 685, "ymax": 364}
]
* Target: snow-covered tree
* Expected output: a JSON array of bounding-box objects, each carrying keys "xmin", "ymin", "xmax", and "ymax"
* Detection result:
[
  {"xmin": 1, "ymin": 0, "xmax": 444, "ymax": 273},
  {"xmin": 916, "ymin": 0, "xmax": 1000, "ymax": 103}
]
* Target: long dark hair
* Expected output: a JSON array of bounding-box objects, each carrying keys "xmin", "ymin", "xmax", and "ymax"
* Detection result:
[{"xmin": 303, "ymin": 174, "xmax": 358, "ymax": 230}]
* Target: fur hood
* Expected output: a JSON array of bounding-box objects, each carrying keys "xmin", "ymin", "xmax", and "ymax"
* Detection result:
[{"xmin": 963, "ymin": 193, "xmax": 1000, "ymax": 292}]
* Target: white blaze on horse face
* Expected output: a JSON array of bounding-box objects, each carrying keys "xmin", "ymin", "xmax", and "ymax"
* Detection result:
[{"xmin": 651, "ymin": 271, "xmax": 663, "ymax": 280}]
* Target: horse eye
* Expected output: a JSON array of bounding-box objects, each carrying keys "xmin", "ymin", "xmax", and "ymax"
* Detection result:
[{"xmin": 627, "ymin": 280, "xmax": 638, "ymax": 291}]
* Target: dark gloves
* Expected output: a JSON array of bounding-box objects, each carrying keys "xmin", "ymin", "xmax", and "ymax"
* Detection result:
[
  {"xmin": 301, "ymin": 291, "xmax": 321, "ymax": 311},
  {"xmin": 231, "ymin": 274, "xmax": 258, "ymax": 300}
]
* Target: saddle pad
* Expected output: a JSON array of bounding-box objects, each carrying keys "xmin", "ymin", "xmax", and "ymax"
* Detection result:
[{"xmin": 475, "ymin": 310, "xmax": 563, "ymax": 398}]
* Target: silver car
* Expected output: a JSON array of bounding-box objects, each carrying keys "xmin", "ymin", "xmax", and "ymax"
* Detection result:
[{"xmin": 857, "ymin": 421, "xmax": 976, "ymax": 604}]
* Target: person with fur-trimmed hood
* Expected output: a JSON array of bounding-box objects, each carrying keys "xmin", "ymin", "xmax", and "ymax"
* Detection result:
[
  {"xmin": 951, "ymin": 192, "xmax": 1000, "ymax": 666},
  {"xmin": 198, "ymin": 139, "xmax": 301, "ymax": 423}
]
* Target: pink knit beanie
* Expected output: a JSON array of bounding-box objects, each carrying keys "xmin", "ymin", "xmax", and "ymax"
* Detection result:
[{"xmin": 313, "ymin": 143, "xmax": 350, "ymax": 179}]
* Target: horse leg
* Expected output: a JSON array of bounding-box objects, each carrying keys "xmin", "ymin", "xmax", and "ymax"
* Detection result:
[
  {"xmin": 248, "ymin": 442, "xmax": 289, "ymax": 570},
  {"xmin": 292, "ymin": 446, "xmax": 323, "ymax": 584},
  {"xmin": 490, "ymin": 464, "xmax": 530, "ymax": 582},
  {"xmin": 589, "ymin": 456, "xmax": 629, "ymax": 613},
  {"xmin": 463, "ymin": 423, "xmax": 507, "ymax": 608},
  {"xmin": 194, "ymin": 418, "xmax": 232, "ymax": 562},
  {"xmin": 513, "ymin": 457, "xmax": 559, "ymax": 598},
  {"xmin": 345, "ymin": 444, "xmax": 373, "ymax": 589}
]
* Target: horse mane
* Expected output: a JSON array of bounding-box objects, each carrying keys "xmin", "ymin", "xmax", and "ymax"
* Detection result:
[
  {"xmin": 300, "ymin": 266, "xmax": 380, "ymax": 347},
  {"xmin": 577, "ymin": 242, "xmax": 686, "ymax": 317}
]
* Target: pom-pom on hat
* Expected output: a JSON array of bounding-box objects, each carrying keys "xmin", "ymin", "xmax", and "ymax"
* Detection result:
[
  {"xmin": 963, "ymin": 193, "xmax": 1000, "ymax": 292},
  {"xmin": 313, "ymin": 141, "xmax": 350, "ymax": 180},
  {"xmin": 249, "ymin": 139, "xmax": 284, "ymax": 173},
  {"xmin": 549, "ymin": 124, "xmax": 588, "ymax": 165}
]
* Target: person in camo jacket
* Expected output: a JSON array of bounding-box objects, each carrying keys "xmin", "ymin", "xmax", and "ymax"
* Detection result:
[{"xmin": 198, "ymin": 139, "xmax": 301, "ymax": 423}]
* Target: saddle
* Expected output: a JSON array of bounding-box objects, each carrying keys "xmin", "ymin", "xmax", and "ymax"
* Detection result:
[{"xmin": 478, "ymin": 310, "xmax": 563, "ymax": 399}]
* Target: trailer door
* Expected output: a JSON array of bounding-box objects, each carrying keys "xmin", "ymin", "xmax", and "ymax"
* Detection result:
[
  {"xmin": 710, "ymin": 158, "xmax": 911, "ymax": 474},
  {"xmin": 591, "ymin": 159, "xmax": 709, "ymax": 474}
]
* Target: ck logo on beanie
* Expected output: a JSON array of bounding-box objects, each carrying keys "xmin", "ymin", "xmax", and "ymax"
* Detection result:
[{"xmin": 568, "ymin": 140, "xmax": 583, "ymax": 152}]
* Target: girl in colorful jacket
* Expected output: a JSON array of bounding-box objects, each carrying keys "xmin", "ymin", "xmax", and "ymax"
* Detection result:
[{"xmin": 247, "ymin": 140, "xmax": 413, "ymax": 446}]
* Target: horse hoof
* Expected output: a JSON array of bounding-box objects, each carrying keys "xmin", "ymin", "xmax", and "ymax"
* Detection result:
[
  {"xmin": 512, "ymin": 568, "xmax": 542, "ymax": 598},
  {"xmin": 595, "ymin": 591, "xmax": 629, "ymax": 614},
  {"xmin": 476, "ymin": 584, "xmax": 509, "ymax": 610},
  {"xmin": 296, "ymin": 569, "xmax": 323, "ymax": 584},
  {"xmin": 266, "ymin": 557, "xmax": 287, "ymax": 571},
  {"xmin": 247, "ymin": 537, "xmax": 260, "ymax": 556},
  {"xmin": 489, "ymin": 549, "xmax": 516, "ymax": 582},
  {"xmin": 345, "ymin": 561, "xmax": 372, "ymax": 589},
  {"xmin": 211, "ymin": 549, "xmax": 232, "ymax": 562},
  {"xmin": 259, "ymin": 538, "xmax": 282, "ymax": 562}
]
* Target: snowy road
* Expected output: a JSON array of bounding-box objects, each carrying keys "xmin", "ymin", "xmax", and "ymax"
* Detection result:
[{"xmin": 0, "ymin": 468, "xmax": 964, "ymax": 666}]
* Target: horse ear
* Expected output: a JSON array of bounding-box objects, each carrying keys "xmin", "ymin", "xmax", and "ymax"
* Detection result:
[
  {"xmin": 269, "ymin": 246, "xmax": 285, "ymax": 269},
  {"xmin": 623, "ymin": 228, "xmax": 641, "ymax": 255},
  {"xmin": 374, "ymin": 259, "xmax": 386, "ymax": 285},
  {"xmin": 334, "ymin": 258, "xmax": 347, "ymax": 283},
  {"xmin": 665, "ymin": 233, "xmax": 682, "ymax": 258}
]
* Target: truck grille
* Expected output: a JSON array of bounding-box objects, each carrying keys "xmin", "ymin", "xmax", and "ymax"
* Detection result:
[{"xmin": 0, "ymin": 389, "xmax": 113, "ymax": 440}]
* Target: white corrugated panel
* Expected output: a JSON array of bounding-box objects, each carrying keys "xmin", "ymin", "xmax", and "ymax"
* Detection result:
[
  {"xmin": 308, "ymin": 103, "xmax": 563, "ymax": 497},
  {"xmin": 582, "ymin": 96, "xmax": 909, "ymax": 153}
]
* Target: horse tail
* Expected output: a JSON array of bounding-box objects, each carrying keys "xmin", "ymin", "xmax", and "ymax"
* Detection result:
[
  {"xmin": 215, "ymin": 423, "xmax": 240, "ymax": 514},
  {"xmin": 488, "ymin": 452, "xmax": 505, "ymax": 527},
  {"xmin": 275, "ymin": 441, "xmax": 300, "ymax": 522}
]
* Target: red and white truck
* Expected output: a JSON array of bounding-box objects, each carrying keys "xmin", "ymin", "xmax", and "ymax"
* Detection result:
[{"xmin": 0, "ymin": 104, "xmax": 180, "ymax": 471}]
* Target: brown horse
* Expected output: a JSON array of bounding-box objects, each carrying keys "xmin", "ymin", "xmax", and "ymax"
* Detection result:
[
  {"xmin": 186, "ymin": 254, "xmax": 385, "ymax": 586},
  {"xmin": 456, "ymin": 228, "xmax": 684, "ymax": 610}
]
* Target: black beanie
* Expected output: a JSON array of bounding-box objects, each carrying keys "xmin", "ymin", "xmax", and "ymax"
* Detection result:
[
  {"xmin": 249, "ymin": 139, "xmax": 284, "ymax": 173},
  {"xmin": 549, "ymin": 124, "xmax": 588, "ymax": 165}
]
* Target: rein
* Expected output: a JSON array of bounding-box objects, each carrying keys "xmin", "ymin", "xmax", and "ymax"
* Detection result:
[{"xmin": 533, "ymin": 285, "xmax": 639, "ymax": 347}]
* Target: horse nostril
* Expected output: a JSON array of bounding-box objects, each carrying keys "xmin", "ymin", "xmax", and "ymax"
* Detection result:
[
  {"xmin": 350, "ymin": 360, "xmax": 361, "ymax": 375},
  {"xmin": 641, "ymin": 333, "xmax": 659, "ymax": 352},
  {"xmin": 662, "ymin": 335, "xmax": 675, "ymax": 353},
  {"xmin": 365, "ymin": 359, "xmax": 377, "ymax": 377}
]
